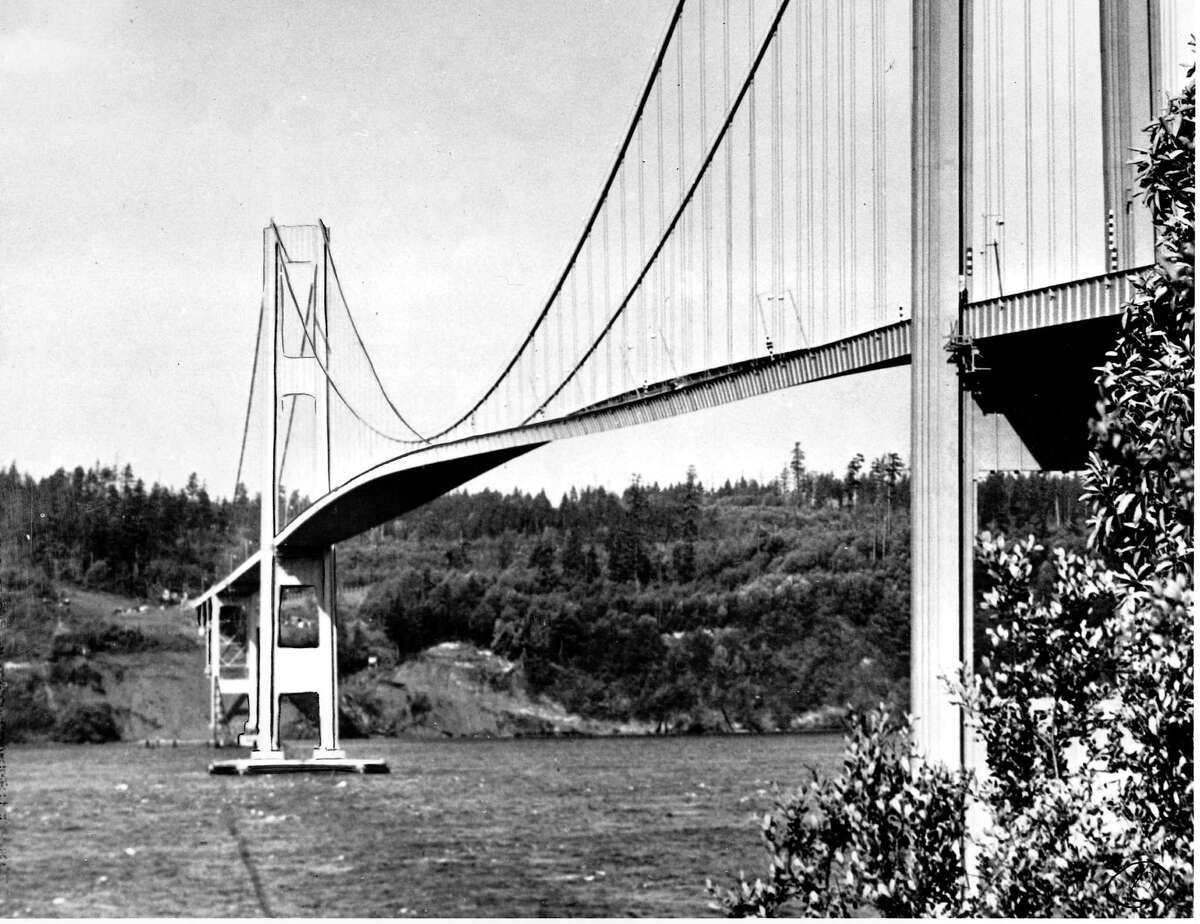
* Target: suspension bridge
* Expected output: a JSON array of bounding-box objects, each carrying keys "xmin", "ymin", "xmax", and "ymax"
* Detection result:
[{"xmin": 191, "ymin": 0, "xmax": 1189, "ymax": 773}]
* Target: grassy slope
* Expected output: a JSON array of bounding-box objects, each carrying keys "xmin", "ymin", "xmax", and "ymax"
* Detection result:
[
  {"xmin": 8, "ymin": 584, "xmax": 629, "ymax": 744},
  {"xmin": 4, "ymin": 583, "xmax": 211, "ymax": 742}
]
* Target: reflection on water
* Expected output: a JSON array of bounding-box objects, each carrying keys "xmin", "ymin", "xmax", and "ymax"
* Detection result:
[{"xmin": 4, "ymin": 732, "xmax": 843, "ymax": 917}]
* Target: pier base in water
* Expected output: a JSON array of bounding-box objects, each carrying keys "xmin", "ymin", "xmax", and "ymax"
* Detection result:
[{"xmin": 209, "ymin": 757, "xmax": 389, "ymax": 775}]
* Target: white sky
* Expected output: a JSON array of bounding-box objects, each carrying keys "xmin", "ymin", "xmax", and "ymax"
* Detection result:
[
  {"xmin": 0, "ymin": 0, "xmax": 911, "ymax": 499},
  {"xmin": 0, "ymin": 1, "xmax": 1189, "ymax": 501}
]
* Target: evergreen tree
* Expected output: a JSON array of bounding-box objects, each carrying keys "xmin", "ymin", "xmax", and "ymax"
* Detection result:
[
  {"xmin": 790, "ymin": 442, "xmax": 807, "ymax": 506},
  {"xmin": 845, "ymin": 453, "xmax": 865, "ymax": 509},
  {"xmin": 560, "ymin": 528, "xmax": 586, "ymax": 580}
]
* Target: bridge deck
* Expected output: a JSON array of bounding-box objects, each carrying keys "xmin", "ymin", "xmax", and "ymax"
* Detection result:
[{"xmin": 193, "ymin": 266, "xmax": 1143, "ymax": 605}]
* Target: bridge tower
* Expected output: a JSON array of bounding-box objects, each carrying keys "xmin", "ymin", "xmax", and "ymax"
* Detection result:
[
  {"xmin": 210, "ymin": 223, "xmax": 385, "ymax": 774},
  {"xmin": 909, "ymin": 0, "xmax": 969, "ymax": 769}
]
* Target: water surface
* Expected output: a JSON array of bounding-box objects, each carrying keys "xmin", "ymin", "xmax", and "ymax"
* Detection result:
[{"xmin": 3, "ymin": 733, "xmax": 843, "ymax": 917}]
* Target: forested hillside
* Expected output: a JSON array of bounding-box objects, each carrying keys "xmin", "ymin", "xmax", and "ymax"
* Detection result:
[
  {"xmin": 0, "ymin": 462, "xmax": 258, "ymax": 599},
  {"xmin": 334, "ymin": 453, "xmax": 1088, "ymax": 732},
  {"xmin": 2, "ymin": 451, "xmax": 1089, "ymax": 736}
]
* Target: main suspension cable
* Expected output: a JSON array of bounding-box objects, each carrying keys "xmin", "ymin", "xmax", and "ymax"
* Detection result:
[
  {"xmin": 232, "ymin": 292, "xmax": 265, "ymax": 499},
  {"xmin": 272, "ymin": 224, "xmax": 427, "ymax": 445},
  {"xmin": 524, "ymin": 0, "xmax": 796, "ymax": 423},
  {"xmin": 318, "ymin": 222, "xmax": 428, "ymax": 442},
  {"xmin": 415, "ymin": 0, "xmax": 689, "ymax": 442}
]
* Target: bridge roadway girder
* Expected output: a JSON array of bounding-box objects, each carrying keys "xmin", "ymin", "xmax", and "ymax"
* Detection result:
[
  {"xmin": 192, "ymin": 268, "xmax": 1142, "ymax": 608},
  {"xmin": 288, "ymin": 444, "xmax": 547, "ymax": 549}
]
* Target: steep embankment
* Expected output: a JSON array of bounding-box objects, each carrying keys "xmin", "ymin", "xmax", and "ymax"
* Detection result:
[
  {"xmin": 68, "ymin": 590, "xmax": 211, "ymax": 741},
  {"xmin": 340, "ymin": 641, "xmax": 653, "ymax": 738},
  {"xmin": 3, "ymin": 585, "xmax": 211, "ymax": 742},
  {"xmin": 5, "ymin": 583, "xmax": 637, "ymax": 742}
]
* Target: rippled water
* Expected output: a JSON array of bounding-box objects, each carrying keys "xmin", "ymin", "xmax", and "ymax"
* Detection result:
[{"xmin": 2, "ymin": 733, "xmax": 843, "ymax": 917}]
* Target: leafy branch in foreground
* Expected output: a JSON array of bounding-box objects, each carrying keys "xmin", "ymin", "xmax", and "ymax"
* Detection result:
[
  {"xmin": 713, "ymin": 57, "xmax": 1193, "ymax": 919},
  {"xmin": 714, "ymin": 708, "xmax": 969, "ymax": 917}
]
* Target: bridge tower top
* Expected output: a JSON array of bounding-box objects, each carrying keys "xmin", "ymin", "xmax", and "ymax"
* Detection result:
[{"xmin": 261, "ymin": 223, "xmax": 334, "ymax": 540}]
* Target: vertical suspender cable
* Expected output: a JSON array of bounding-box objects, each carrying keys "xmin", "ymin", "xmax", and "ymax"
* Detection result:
[
  {"xmin": 820, "ymin": 4, "xmax": 830, "ymax": 339},
  {"xmin": 995, "ymin": 0, "xmax": 1006, "ymax": 285},
  {"xmin": 748, "ymin": 0, "xmax": 758, "ymax": 354},
  {"xmin": 604, "ymin": 207, "xmax": 612, "ymax": 394},
  {"xmin": 878, "ymin": 0, "xmax": 887, "ymax": 326},
  {"xmin": 979, "ymin": 0, "xmax": 988, "ymax": 298},
  {"xmin": 847, "ymin": 1, "xmax": 857, "ymax": 333},
  {"xmin": 233, "ymin": 296, "xmax": 265, "ymax": 499},
  {"xmin": 1023, "ymin": 0, "xmax": 1035, "ymax": 287},
  {"xmin": 795, "ymin": 0, "xmax": 803, "ymax": 340},
  {"xmin": 639, "ymin": 121, "xmax": 648, "ymax": 385},
  {"xmin": 771, "ymin": 15, "xmax": 782, "ymax": 344},
  {"xmin": 871, "ymin": 0, "xmax": 883, "ymax": 325},
  {"xmin": 529, "ymin": 348, "xmax": 541, "ymax": 413},
  {"xmin": 686, "ymin": 157, "xmax": 694, "ymax": 365},
  {"xmin": 677, "ymin": 23, "xmax": 687, "ymax": 369},
  {"xmin": 724, "ymin": 0, "xmax": 734, "ymax": 361},
  {"xmin": 804, "ymin": 2, "xmax": 814, "ymax": 337},
  {"xmin": 1067, "ymin": 0, "xmax": 1079, "ymax": 275},
  {"xmin": 980, "ymin": 0, "xmax": 992, "ymax": 297},
  {"xmin": 526, "ymin": 348, "xmax": 537, "ymax": 413},
  {"xmin": 557, "ymin": 262, "xmax": 565, "ymax": 395},
  {"xmin": 504, "ymin": 359, "xmax": 511, "ymax": 422},
  {"xmin": 883, "ymin": 0, "xmax": 891, "ymax": 323},
  {"xmin": 587, "ymin": 239, "xmax": 595, "ymax": 401},
  {"xmin": 513, "ymin": 340, "xmax": 521, "ymax": 421},
  {"xmin": 620, "ymin": 166, "xmax": 629, "ymax": 388},
  {"xmin": 836, "ymin": 0, "xmax": 846, "ymax": 334},
  {"xmin": 700, "ymin": 0, "xmax": 712, "ymax": 368},
  {"xmin": 541, "ymin": 301, "xmax": 549, "ymax": 402},
  {"xmin": 657, "ymin": 76, "xmax": 666, "ymax": 380},
  {"xmin": 1046, "ymin": 2, "xmax": 1058, "ymax": 280},
  {"xmin": 572, "ymin": 271, "xmax": 580, "ymax": 406},
  {"xmin": 683, "ymin": 212, "xmax": 692, "ymax": 369},
  {"xmin": 777, "ymin": 17, "xmax": 785, "ymax": 340}
]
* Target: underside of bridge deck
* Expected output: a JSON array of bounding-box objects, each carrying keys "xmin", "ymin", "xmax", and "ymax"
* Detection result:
[
  {"xmin": 285, "ymin": 443, "xmax": 547, "ymax": 550},
  {"xmin": 970, "ymin": 314, "xmax": 1121, "ymax": 472}
]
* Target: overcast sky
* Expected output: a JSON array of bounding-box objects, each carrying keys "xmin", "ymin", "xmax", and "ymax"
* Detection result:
[{"xmin": 1, "ymin": 1, "xmax": 1188, "ymax": 501}]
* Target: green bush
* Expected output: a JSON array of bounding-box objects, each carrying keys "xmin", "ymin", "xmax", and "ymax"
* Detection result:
[
  {"xmin": 715, "ymin": 59, "xmax": 1193, "ymax": 919},
  {"xmin": 717, "ymin": 708, "xmax": 970, "ymax": 917},
  {"xmin": 82, "ymin": 559, "xmax": 111, "ymax": 589},
  {"xmin": 0, "ymin": 564, "xmax": 55, "ymax": 597},
  {"xmin": 47, "ymin": 658, "xmax": 105, "ymax": 692},
  {"xmin": 55, "ymin": 701, "xmax": 121, "ymax": 744},
  {"xmin": 0, "ymin": 593, "xmax": 58, "ymax": 660},
  {"xmin": 967, "ymin": 535, "xmax": 1192, "ymax": 915},
  {"xmin": 3, "ymin": 671, "xmax": 57, "ymax": 742}
]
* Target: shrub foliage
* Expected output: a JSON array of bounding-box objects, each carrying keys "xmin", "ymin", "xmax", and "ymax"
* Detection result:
[{"xmin": 717, "ymin": 61, "xmax": 1193, "ymax": 918}]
